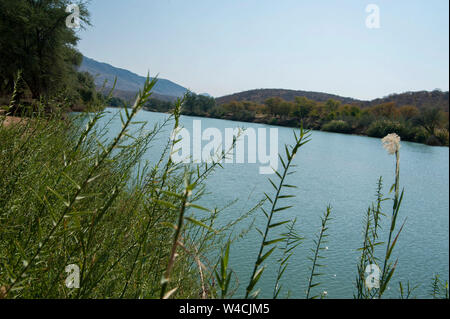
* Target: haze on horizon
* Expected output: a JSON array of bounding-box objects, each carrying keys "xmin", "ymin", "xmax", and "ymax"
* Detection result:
[{"xmin": 78, "ymin": 0, "xmax": 449, "ymax": 100}]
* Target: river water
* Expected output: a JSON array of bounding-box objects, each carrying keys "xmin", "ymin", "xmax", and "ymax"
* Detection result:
[{"xmin": 99, "ymin": 108, "xmax": 449, "ymax": 299}]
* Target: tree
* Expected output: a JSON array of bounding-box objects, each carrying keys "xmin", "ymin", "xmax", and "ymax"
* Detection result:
[
  {"xmin": 182, "ymin": 91, "xmax": 215, "ymax": 115},
  {"xmin": 325, "ymin": 99, "xmax": 340, "ymax": 113},
  {"xmin": 279, "ymin": 101, "xmax": 293, "ymax": 119},
  {"xmin": 369, "ymin": 102, "xmax": 398, "ymax": 118},
  {"xmin": 0, "ymin": 0, "xmax": 90, "ymax": 100},
  {"xmin": 264, "ymin": 97, "xmax": 283, "ymax": 117},
  {"xmin": 398, "ymin": 105, "xmax": 420, "ymax": 121},
  {"xmin": 415, "ymin": 108, "xmax": 445, "ymax": 136},
  {"xmin": 293, "ymin": 96, "xmax": 314, "ymax": 119}
]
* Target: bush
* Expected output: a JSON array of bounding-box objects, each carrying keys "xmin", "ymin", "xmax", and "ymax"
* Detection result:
[
  {"xmin": 426, "ymin": 135, "xmax": 442, "ymax": 146},
  {"xmin": 322, "ymin": 120, "xmax": 352, "ymax": 133},
  {"xmin": 414, "ymin": 128, "xmax": 429, "ymax": 144},
  {"xmin": 435, "ymin": 129, "xmax": 449, "ymax": 146},
  {"xmin": 0, "ymin": 80, "xmax": 227, "ymax": 298},
  {"xmin": 366, "ymin": 120, "xmax": 414, "ymax": 140}
]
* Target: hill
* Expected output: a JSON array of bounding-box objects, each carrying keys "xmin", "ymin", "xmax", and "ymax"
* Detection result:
[
  {"xmin": 363, "ymin": 90, "xmax": 449, "ymax": 111},
  {"xmin": 79, "ymin": 56, "xmax": 188, "ymax": 101},
  {"xmin": 79, "ymin": 57, "xmax": 448, "ymax": 112},
  {"xmin": 216, "ymin": 88, "xmax": 449, "ymax": 111},
  {"xmin": 216, "ymin": 89, "xmax": 360, "ymax": 105}
]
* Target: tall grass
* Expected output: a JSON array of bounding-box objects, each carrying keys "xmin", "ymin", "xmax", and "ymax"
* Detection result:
[
  {"xmin": 0, "ymin": 78, "xmax": 447, "ymax": 299},
  {"xmin": 0, "ymin": 75, "xmax": 225, "ymax": 298}
]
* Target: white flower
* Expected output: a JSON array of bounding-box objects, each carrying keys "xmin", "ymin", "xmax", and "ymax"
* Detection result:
[
  {"xmin": 381, "ymin": 133, "xmax": 401, "ymax": 155},
  {"xmin": 322, "ymin": 291, "xmax": 328, "ymax": 296}
]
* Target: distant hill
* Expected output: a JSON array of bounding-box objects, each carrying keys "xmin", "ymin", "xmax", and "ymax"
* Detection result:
[
  {"xmin": 363, "ymin": 90, "xmax": 449, "ymax": 111},
  {"xmin": 79, "ymin": 56, "xmax": 449, "ymax": 111},
  {"xmin": 79, "ymin": 56, "xmax": 188, "ymax": 101},
  {"xmin": 216, "ymin": 89, "xmax": 361, "ymax": 105},
  {"xmin": 216, "ymin": 88, "xmax": 449, "ymax": 111}
]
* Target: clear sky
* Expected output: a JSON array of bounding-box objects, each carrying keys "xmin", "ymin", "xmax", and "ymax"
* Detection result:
[{"xmin": 78, "ymin": 0, "xmax": 449, "ymax": 100}]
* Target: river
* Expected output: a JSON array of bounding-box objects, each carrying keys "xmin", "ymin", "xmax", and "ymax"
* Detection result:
[{"xmin": 98, "ymin": 107, "xmax": 449, "ymax": 299}]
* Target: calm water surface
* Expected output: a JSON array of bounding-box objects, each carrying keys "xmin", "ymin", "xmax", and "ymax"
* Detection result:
[{"xmin": 99, "ymin": 108, "xmax": 449, "ymax": 298}]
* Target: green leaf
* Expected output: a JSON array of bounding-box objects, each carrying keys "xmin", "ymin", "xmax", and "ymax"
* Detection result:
[
  {"xmin": 263, "ymin": 238, "xmax": 284, "ymax": 246},
  {"xmin": 269, "ymin": 220, "xmax": 290, "ymax": 228},
  {"xmin": 268, "ymin": 178, "xmax": 278, "ymax": 191},
  {"xmin": 257, "ymin": 246, "xmax": 276, "ymax": 265},
  {"xmin": 273, "ymin": 206, "xmax": 293, "ymax": 213},
  {"xmin": 247, "ymin": 267, "xmax": 265, "ymax": 293},
  {"xmin": 184, "ymin": 217, "xmax": 216, "ymax": 233},
  {"xmin": 186, "ymin": 203, "xmax": 211, "ymax": 213}
]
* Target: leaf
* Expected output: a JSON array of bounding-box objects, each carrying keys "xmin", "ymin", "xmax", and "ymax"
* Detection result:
[
  {"xmin": 263, "ymin": 193, "xmax": 273, "ymax": 204},
  {"xmin": 186, "ymin": 203, "xmax": 211, "ymax": 213},
  {"xmin": 61, "ymin": 172, "xmax": 81, "ymax": 190},
  {"xmin": 269, "ymin": 220, "xmax": 290, "ymax": 228},
  {"xmin": 161, "ymin": 190, "xmax": 184, "ymax": 199},
  {"xmin": 268, "ymin": 178, "xmax": 278, "ymax": 191},
  {"xmin": 184, "ymin": 217, "xmax": 216, "ymax": 233},
  {"xmin": 163, "ymin": 287, "xmax": 178, "ymax": 299},
  {"xmin": 255, "ymin": 227, "xmax": 264, "ymax": 237},
  {"xmin": 46, "ymin": 187, "xmax": 69, "ymax": 207},
  {"xmin": 154, "ymin": 199, "xmax": 177, "ymax": 210},
  {"xmin": 386, "ymin": 219, "xmax": 406, "ymax": 261},
  {"xmin": 380, "ymin": 261, "xmax": 398, "ymax": 295},
  {"xmin": 257, "ymin": 246, "xmax": 276, "ymax": 265},
  {"xmin": 263, "ymin": 238, "xmax": 284, "ymax": 246},
  {"xmin": 273, "ymin": 206, "xmax": 293, "ymax": 213},
  {"xmin": 247, "ymin": 267, "xmax": 265, "ymax": 293}
]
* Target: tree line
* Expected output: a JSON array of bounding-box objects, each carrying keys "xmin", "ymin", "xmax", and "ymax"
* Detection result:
[{"xmin": 141, "ymin": 92, "xmax": 449, "ymax": 146}]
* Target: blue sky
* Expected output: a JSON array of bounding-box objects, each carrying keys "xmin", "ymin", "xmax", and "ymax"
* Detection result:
[{"xmin": 78, "ymin": 0, "xmax": 449, "ymax": 100}]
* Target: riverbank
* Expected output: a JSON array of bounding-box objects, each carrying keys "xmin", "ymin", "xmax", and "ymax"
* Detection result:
[{"xmin": 142, "ymin": 105, "xmax": 449, "ymax": 147}]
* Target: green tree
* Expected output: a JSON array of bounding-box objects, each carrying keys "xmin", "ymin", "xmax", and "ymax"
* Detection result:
[
  {"xmin": 293, "ymin": 96, "xmax": 314, "ymax": 119},
  {"xmin": 264, "ymin": 97, "xmax": 283, "ymax": 117},
  {"xmin": 369, "ymin": 102, "xmax": 398, "ymax": 118},
  {"xmin": 398, "ymin": 105, "xmax": 420, "ymax": 121},
  {"xmin": 325, "ymin": 99, "xmax": 340, "ymax": 113},
  {"xmin": 0, "ymin": 0, "xmax": 90, "ymax": 100},
  {"xmin": 183, "ymin": 92, "xmax": 215, "ymax": 115},
  {"xmin": 415, "ymin": 108, "xmax": 445, "ymax": 136},
  {"xmin": 278, "ymin": 101, "xmax": 293, "ymax": 119}
]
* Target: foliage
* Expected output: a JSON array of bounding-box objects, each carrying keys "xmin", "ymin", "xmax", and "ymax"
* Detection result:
[
  {"xmin": 0, "ymin": 77, "xmax": 241, "ymax": 298},
  {"xmin": 244, "ymin": 127, "xmax": 310, "ymax": 299},
  {"xmin": 306, "ymin": 206, "xmax": 332, "ymax": 299},
  {"xmin": 0, "ymin": 0, "xmax": 96, "ymax": 110},
  {"xmin": 1, "ymin": 79, "xmax": 447, "ymax": 299},
  {"xmin": 322, "ymin": 120, "xmax": 352, "ymax": 133},
  {"xmin": 430, "ymin": 275, "xmax": 449, "ymax": 299},
  {"xmin": 169, "ymin": 93, "xmax": 449, "ymax": 146}
]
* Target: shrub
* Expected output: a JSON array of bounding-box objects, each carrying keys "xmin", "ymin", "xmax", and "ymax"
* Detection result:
[
  {"xmin": 426, "ymin": 135, "xmax": 442, "ymax": 146},
  {"xmin": 322, "ymin": 120, "xmax": 352, "ymax": 133},
  {"xmin": 366, "ymin": 120, "xmax": 413, "ymax": 139},
  {"xmin": 414, "ymin": 128, "xmax": 429, "ymax": 144},
  {"xmin": 0, "ymin": 78, "xmax": 232, "ymax": 298},
  {"xmin": 435, "ymin": 129, "xmax": 449, "ymax": 146}
]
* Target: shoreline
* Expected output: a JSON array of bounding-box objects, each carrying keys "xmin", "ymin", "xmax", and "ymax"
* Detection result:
[{"xmin": 128, "ymin": 106, "xmax": 450, "ymax": 148}]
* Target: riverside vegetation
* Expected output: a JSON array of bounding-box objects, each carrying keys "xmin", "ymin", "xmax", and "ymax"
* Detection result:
[
  {"xmin": 0, "ymin": 75, "xmax": 448, "ymax": 299},
  {"xmin": 142, "ymin": 92, "xmax": 449, "ymax": 147}
]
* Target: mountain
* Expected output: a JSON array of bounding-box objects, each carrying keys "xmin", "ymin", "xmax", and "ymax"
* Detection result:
[
  {"xmin": 216, "ymin": 89, "xmax": 361, "ymax": 105},
  {"xmin": 363, "ymin": 90, "xmax": 449, "ymax": 111},
  {"xmin": 79, "ymin": 56, "xmax": 448, "ymax": 111},
  {"xmin": 216, "ymin": 88, "xmax": 449, "ymax": 111},
  {"xmin": 79, "ymin": 56, "xmax": 188, "ymax": 101}
]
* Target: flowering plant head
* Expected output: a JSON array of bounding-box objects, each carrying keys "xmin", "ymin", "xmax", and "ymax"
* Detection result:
[{"xmin": 381, "ymin": 133, "xmax": 401, "ymax": 155}]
